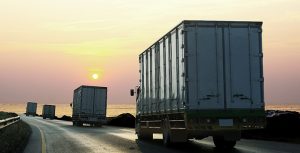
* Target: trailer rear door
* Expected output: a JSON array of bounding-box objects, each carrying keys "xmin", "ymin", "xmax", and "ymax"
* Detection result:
[{"xmin": 186, "ymin": 21, "xmax": 263, "ymax": 110}]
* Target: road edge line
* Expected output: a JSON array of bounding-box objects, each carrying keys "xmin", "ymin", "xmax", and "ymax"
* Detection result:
[{"xmin": 36, "ymin": 126, "xmax": 46, "ymax": 153}]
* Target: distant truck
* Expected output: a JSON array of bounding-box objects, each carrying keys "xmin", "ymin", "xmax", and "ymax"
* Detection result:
[
  {"xmin": 26, "ymin": 102, "xmax": 37, "ymax": 116},
  {"xmin": 42, "ymin": 105, "xmax": 56, "ymax": 119},
  {"xmin": 131, "ymin": 20, "xmax": 265, "ymax": 149},
  {"xmin": 72, "ymin": 85, "xmax": 107, "ymax": 127}
]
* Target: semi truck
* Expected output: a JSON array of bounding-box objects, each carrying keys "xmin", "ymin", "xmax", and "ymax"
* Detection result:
[
  {"xmin": 131, "ymin": 20, "xmax": 265, "ymax": 149},
  {"xmin": 72, "ymin": 85, "xmax": 107, "ymax": 127},
  {"xmin": 26, "ymin": 102, "xmax": 37, "ymax": 116},
  {"xmin": 42, "ymin": 105, "xmax": 56, "ymax": 119}
]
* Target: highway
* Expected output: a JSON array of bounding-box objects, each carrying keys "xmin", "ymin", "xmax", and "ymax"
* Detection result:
[{"xmin": 22, "ymin": 116, "xmax": 300, "ymax": 153}]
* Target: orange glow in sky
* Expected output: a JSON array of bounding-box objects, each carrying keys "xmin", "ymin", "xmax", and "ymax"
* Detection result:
[{"xmin": 0, "ymin": 0, "xmax": 299, "ymax": 104}]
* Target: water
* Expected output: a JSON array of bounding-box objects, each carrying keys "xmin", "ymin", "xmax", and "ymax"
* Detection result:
[
  {"xmin": 0, "ymin": 103, "xmax": 136, "ymax": 117},
  {"xmin": 265, "ymin": 104, "xmax": 300, "ymax": 112},
  {"xmin": 0, "ymin": 103, "xmax": 299, "ymax": 117}
]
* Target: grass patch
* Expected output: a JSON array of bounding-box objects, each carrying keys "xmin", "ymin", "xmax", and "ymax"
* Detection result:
[
  {"xmin": 0, "ymin": 111, "xmax": 18, "ymax": 120},
  {"xmin": 0, "ymin": 120, "xmax": 32, "ymax": 153}
]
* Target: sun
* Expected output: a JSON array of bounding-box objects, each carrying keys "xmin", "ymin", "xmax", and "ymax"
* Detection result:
[{"xmin": 92, "ymin": 73, "xmax": 99, "ymax": 80}]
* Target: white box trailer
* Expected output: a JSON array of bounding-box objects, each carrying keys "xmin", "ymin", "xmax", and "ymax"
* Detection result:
[
  {"xmin": 26, "ymin": 102, "xmax": 37, "ymax": 116},
  {"xmin": 72, "ymin": 85, "xmax": 107, "ymax": 127},
  {"xmin": 42, "ymin": 105, "xmax": 55, "ymax": 119},
  {"xmin": 132, "ymin": 20, "xmax": 265, "ymax": 148}
]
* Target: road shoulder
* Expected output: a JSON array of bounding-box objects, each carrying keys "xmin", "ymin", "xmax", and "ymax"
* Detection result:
[{"xmin": 23, "ymin": 120, "xmax": 42, "ymax": 153}]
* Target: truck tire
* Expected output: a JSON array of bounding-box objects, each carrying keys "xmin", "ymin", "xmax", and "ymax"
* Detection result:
[
  {"xmin": 213, "ymin": 136, "xmax": 236, "ymax": 149},
  {"xmin": 163, "ymin": 129, "xmax": 171, "ymax": 146},
  {"xmin": 136, "ymin": 123, "xmax": 152, "ymax": 140},
  {"xmin": 162, "ymin": 119, "xmax": 171, "ymax": 146},
  {"xmin": 137, "ymin": 132, "xmax": 153, "ymax": 140}
]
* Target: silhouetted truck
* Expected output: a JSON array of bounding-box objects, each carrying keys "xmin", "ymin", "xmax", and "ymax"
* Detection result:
[
  {"xmin": 72, "ymin": 85, "xmax": 107, "ymax": 127},
  {"xmin": 42, "ymin": 105, "xmax": 55, "ymax": 119},
  {"xmin": 26, "ymin": 102, "xmax": 37, "ymax": 116},
  {"xmin": 131, "ymin": 20, "xmax": 265, "ymax": 149}
]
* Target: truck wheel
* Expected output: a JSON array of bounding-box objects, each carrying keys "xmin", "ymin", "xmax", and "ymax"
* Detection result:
[
  {"xmin": 163, "ymin": 129, "xmax": 171, "ymax": 146},
  {"xmin": 213, "ymin": 136, "xmax": 236, "ymax": 149},
  {"xmin": 96, "ymin": 123, "xmax": 102, "ymax": 127},
  {"xmin": 136, "ymin": 122, "xmax": 152, "ymax": 140},
  {"xmin": 162, "ymin": 119, "xmax": 172, "ymax": 146},
  {"xmin": 137, "ymin": 131, "xmax": 153, "ymax": 140},
  {"xmin": 137, "ymin": 128, "xmax": 153, "ymax": 140}
]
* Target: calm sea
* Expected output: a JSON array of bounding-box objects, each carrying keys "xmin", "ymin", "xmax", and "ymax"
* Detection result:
[
  {"xmin": 0, "ymin": 103, "xmax": 136, "ymax": 117},
  {"xmin": 0, "ymin": 103, "xmax": 299, "ymax": 117}
]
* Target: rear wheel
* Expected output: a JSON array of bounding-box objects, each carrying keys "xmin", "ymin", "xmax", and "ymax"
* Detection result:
[
  {"xmin": 73, "ymin": 121, "xmax": 83, "ymax": 126},
  {"xmin": 163, "ymin": 129, "xmax": 171, "ymax": 146},
  {"xmin": 136, "ymin": 123, "xmax": 152, "ymax": 140},
  {"xmin": 137, "ymin": 131, "xmax": 153, "ymax": 140},
  {"xmin": 137, "ymin": 133, "xmax": 153, "ymax": 140},
  {"xmin": 95, "ymin": 123, "xmax": 102, "ymax": 127},
  {"xmin": 213, "ymin": 136, "xmax": 236, "ymax": 149},
  {"xmin": 162, "ymin": 119, "xmax": 172, "ymax": 146}
]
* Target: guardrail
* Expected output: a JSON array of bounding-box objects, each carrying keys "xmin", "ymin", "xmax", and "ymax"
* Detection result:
[{"xmin": 0, "ymin": 116, "xmax": 20, "ymax": 130}]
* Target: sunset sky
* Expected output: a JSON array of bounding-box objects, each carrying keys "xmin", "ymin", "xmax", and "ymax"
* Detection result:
[{"xmin": 0, "ymin": 0, "xmax": 299, "ymax": 104}]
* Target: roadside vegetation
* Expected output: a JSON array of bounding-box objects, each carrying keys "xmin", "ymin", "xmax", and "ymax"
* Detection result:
[
  {"xmin": 0, "ymin": 111, "xmax": 18, "ymax": 120},
  {"xmin": 0, "ymin": 112, "xmax": 32, "ymax": 153},
  {"xmin": 242, "ymin": 110, "xmax": 300, "ymax": 143}
]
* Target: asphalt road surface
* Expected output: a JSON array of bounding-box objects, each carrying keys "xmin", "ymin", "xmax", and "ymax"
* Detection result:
[{"xmin": 22, "ymin": 116, "xmax": 300, "ymax": 153}]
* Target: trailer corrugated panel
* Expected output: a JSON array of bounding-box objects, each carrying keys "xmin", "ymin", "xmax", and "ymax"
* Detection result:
[
  {"xmin": 139, "ymin": 24, "xmax": 186, "ymax": 114},
  {"xmin": 73, "ymin": 88, "xmax": 82, "ymax": 115},
  {"xmin": 138, "ymin": 20, "xmax": 264, "ymax": 115}
]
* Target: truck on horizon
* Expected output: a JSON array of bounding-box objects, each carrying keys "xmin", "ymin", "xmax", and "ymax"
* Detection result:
[
  {"xmin": 131, "ymin": 20, "xmax": 265, "ymax": 149},
  {"xmin": 71, "ymin": 85, "xmax": 107, "ymax": 127},
  {"xmin": 26, "ymin": 102, "xmax": 37, "ymax": 116},
  {"xmin": 42, "ymin": 105, "xmax": 55, "ymax": 119}
]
